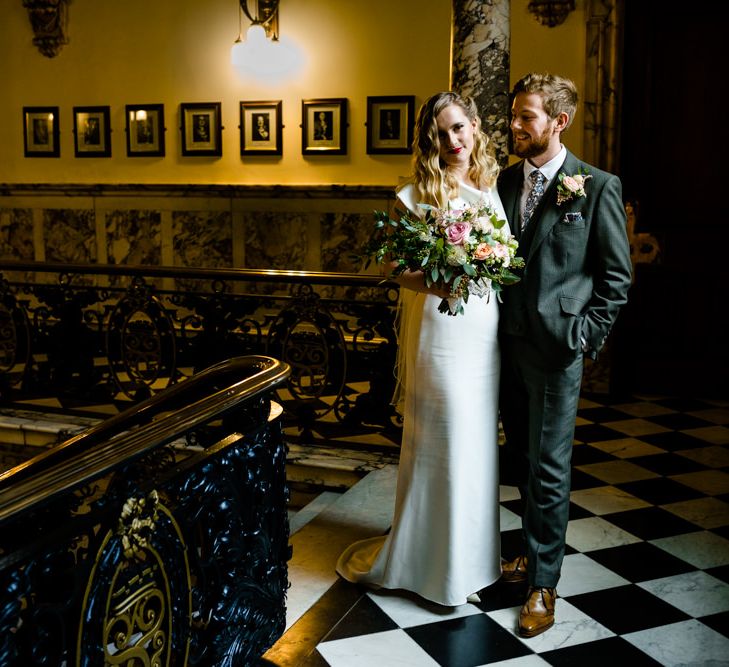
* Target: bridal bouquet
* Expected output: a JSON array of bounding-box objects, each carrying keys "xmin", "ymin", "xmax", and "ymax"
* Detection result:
[{"xmin": 360, "ymin": 199, "xmax": 525, "ymax": 315}]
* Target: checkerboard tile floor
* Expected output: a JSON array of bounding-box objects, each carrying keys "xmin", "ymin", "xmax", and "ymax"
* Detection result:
[{"xmin": 264, "ymin": 393, "xmax": 729, "ymax": 667}]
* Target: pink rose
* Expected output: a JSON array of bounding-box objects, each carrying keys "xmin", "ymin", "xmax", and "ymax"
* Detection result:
[
  {"xmin": 445, "ymin": 221, "xmax": 471, "ymax": 245},
  {"xmin": 473, "ymin": 243, "xmax": 494, "ymax": 260},
  {"xmin": 562, "ymin": 175, "xmax": 581, "ymax": 193},
  {"xmin": 493, "ymin": 243, "xmax": 510, "ymax": 258}
]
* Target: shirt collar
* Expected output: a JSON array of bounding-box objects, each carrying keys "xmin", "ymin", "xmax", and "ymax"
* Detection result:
[{"xmin": 523, "ymin": 145, "xmax": 567, "ymax": 183}]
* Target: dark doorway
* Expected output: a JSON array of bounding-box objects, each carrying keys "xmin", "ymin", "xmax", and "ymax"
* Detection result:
[{"xmin": 613, "ymin": 3, "xmax": 729, "ymax": 398}]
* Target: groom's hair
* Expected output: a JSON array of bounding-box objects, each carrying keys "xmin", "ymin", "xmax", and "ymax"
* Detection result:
[{"xmin": 513, "ymin": 73, "xmax": 578, "ymax": 130}]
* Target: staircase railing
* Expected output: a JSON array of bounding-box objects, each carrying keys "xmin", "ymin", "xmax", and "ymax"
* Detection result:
[
  {"xmin": 0, "ymin": 260, "xmax": 401, "ymax": 444},
  {"xmin": 0, "ymin": 354, "xmax": 291, "ymax": 666}
]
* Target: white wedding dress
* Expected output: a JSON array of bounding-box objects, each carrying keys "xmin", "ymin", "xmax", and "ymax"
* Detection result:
[{"xmin": 336, "ymin": 181, "xmax": 507, "ymax": 606}]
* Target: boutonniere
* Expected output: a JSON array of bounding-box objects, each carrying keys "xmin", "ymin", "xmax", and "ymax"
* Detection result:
[{"xmin": 556, "ymin": 170, "xmax": 592, "ymax": 205}]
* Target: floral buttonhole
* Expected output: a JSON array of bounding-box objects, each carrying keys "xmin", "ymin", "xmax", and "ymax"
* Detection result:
[{"xmin": 556, "ymin": 169, "xmax": 592, "ymax": 205}]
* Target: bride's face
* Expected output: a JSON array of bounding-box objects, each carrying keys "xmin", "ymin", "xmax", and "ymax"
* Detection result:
[{"xmin": 436, "ymin": 104, "xmax": 477, "ymax": 171}]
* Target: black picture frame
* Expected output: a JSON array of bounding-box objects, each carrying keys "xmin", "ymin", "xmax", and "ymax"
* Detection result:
[
  {"xmin": 301, "ymin": 98, "xmax": 347, "ymax": 156},
  {"xmin": 366, "ymin": 95, "xmax": 415, "ymax": 155},
  {"xmin": 181, "ymin": 102, "xmax": 222, "ymax": 157},
  {"xmin": 240, "ymin": 100, "xmax": 282, "ymax": 156},
  {"xmin": 23, "ymin": 106, "xmax": 60, "ymax": 157},
  {"xmin": 125, "ymin": 103, "xmax": 165, "ymax": 157},
  {"xmin": 73, "ymin": 105, "xmax": 111, "ymax": 158}
]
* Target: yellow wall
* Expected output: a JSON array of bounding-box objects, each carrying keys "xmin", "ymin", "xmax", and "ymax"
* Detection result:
[
  {"xmin": 1, "ymin": 0, "xmax": 588, "ymax": 185},
  {"xmin": 510, "ymin": 0, "xmax": 586, "ymax": 160}
]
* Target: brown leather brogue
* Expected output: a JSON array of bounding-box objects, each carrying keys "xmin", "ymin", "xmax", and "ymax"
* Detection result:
[
  {"xmin": 518, "ymin": 586, "xmax": 557, "ymax": 638},
  {"xmin": 501, "ymin": 555, "xmax": 528, "ymax": 583}
]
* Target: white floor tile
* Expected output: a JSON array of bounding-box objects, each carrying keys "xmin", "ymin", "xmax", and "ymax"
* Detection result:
[
  {"xmin": 499, "ymin": 485, "xmax": 521, "ymax": 502},
  {"xmin": 500, "ymin": 505, "xmax": 521, "ymax": 532},
  {"xmin": 557, "ymin": 553, "xmax": 630, "ymax": 597},
  {"xmin": 367, "ymin": 590, "xmax": 482, "ymax": 628},
  {"xmin": 566, "ymin": 516, "xmax": 641, "ymax": 552},
  {"xmin": 289, "ymin": 491, "xmax": 342, "ymax": 535},
  {"xmin": 285, "ymin": 465, "xmax": 397, "ymax": 630},
  {"xmin": 623, "ymin": 619, "xmax": 729, "ymax": 666},
  {"xmin": 482, "ymin": 656, "xmax": 551, "ymax": 666},
  {"xmin": 638, "ymin": 570, "xmax": 729, "ymax": 617},
  {"xmin": 317, "ymin": 628, "xmax": 441, "ymax": 667},
  {"xmin": 651, "ymin": 530, "xmax": 729, "ymax": 569},
  {"xmin": 570, "ymin": 486, "xmax": 651, "ymax": 515},
  {"xmin": 487, "ymin": 598, "xmax": 615, "ymax": 653}
]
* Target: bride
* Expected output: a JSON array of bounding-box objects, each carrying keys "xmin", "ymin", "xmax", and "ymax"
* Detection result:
[{"xmin": 336, "ymin": 91, "xmax": 507, "ymax": 606}]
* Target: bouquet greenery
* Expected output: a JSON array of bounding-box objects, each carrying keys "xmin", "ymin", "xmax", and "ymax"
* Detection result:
[{"xmin": 360, "ymin": 198, "xmax": 525, "ymax": 315}]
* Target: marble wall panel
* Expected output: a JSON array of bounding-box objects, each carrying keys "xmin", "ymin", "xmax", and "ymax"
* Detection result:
[
  {"xmin": 0, "ymin": 207, "xmax": 34, "ymax": 283},
  {"xmin": 172, "ymin": 210, "xmax": 233, "ymax": 292},
  {"xmin": 106, "ymin": 209, "xmax": 162, "ymax": 288},
  {"xmin": 106, "ymin": 210, "xmax": 162, "ymax": 266},
  {"xmin": 43, "ymin": 209, "xmax": 97, "ymax": 286},
  {"xmin": 243, "ymin": 211, "xmax": 308, "ymax": 296}
]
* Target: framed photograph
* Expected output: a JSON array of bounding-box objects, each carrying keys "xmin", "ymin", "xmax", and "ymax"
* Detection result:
[
  {"xmin": 302, "ymin": 98, "xmax": 347, "ymax": 156},
  {"xmin": 366, "ymin": 96, "xmax": 415, "ymax": 155},
  {"xmin": 181, "ymin": 102, "xmax": 222, "ymax": 157},
  {"xmin": 240, "ymin": 100, "xmax": 282, "ymax": 156},
  {"xmin": 23, "ymin": 106, "xmax": 60, "ymax": 157},
  {"xmin": 73, "ymin": 106, "xmax": 111, "ymax": 157},
  {"xmin": 126, "ymin": 104, "xmax": 165, "ymax": 157}
]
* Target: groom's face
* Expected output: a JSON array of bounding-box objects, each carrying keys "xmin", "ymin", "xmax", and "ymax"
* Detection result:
[{"xmin": 510, "ymin": 92, "xmax": 558, "ymax": 160}]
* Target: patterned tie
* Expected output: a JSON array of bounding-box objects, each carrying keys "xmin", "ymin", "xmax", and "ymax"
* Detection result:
[{"xmin": 522, "ymin": 170, "xmax": 546, "ymax": 231}]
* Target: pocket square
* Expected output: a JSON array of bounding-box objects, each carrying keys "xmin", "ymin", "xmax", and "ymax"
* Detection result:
[{"xmin": 563, "ymin": 212, "xmax": 584, "ymax": 223}]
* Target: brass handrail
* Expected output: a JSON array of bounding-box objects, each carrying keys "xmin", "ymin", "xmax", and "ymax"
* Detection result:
[{"xmin": 0, "ymin": 355, "xmax": 290, "ymax": 524}]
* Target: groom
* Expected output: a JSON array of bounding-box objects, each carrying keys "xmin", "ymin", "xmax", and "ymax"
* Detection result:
[{"xmin": 497, "ymin": 73, "xmax": 632, "ymax": 637}]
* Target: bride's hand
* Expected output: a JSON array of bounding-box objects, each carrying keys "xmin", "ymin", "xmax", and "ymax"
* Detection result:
[{"xmin": 389, "ymin": 265, "xmax": 451, "ymax": 298}]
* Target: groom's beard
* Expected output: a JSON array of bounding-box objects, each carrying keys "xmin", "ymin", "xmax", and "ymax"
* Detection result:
[{"xmin": 512, "ymin": 126, "xmax": 552, "ymax": 159}]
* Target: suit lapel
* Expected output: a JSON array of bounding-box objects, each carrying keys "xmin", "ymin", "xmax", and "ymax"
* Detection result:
[
  {"xmin": 526, "ymin": 151, "xmax": 582, "ymax": 261},
  {"xmin": 498, "ymin": 161, "xmax": 524, "ymax": 235}
]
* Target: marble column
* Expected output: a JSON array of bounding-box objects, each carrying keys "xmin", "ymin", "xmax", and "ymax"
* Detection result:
[
  {"xmin": 451, "ymin": 0, "xmax": 511, "ymax": 168},
  {"xmin": 583, "ymin": 0, "xmax": 623, "ymax": 173}
]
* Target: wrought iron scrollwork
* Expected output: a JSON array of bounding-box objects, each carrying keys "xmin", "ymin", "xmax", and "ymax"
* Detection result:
[
  {"xmin": 106, "ymin": 277, "xmax": 176, "ymax": 399},
  {"xmin": 266, "ymin": 284, "xmax": 347, "ymax": 425}
]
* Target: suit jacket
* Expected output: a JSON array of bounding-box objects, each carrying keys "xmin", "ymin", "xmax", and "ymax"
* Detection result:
[{"xmin": 497, "ymin": 149, "xmax": 632, "ymax": 365}]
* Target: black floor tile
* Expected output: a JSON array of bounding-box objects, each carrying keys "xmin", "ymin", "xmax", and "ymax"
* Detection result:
[
  {"xmin": 600, "ymin": 507, "xmax": 702, "ymax": 540},
  {"xmin": 587, "ymin": 541, "xmax": 694, "ymax": 582},
  {"xmin": 567, "ymin": 501, "xmax": 593, "ymax": 520},
  {"xmin": 712, "ymin": 525, "xmax": 729, "ymax": 541},
  {"xmin": 639, "ymin": 430, "xmax": 710, "ymax": 451},
  {"xmin": 405, "ymin": 613, "xmax": 532, "ymax": 666},
  {"xmin": 476, "ymin": 579, "xmax": 529, "ymax": 612},
  {"xmin": 647, "ymin": 412, "xmax": 716, "ymax": 431},
  {"xmin": 541, "ymin": 635, "xmax": 663, "ymax": 666},
  {"xmin": 628, "ymin": 453, "xmax": 705, "ymax": 476},
  {"xmin": 570, "ymin": 468, "xmax": 606, "ymax": 490},
  {"xmin": 706, "ymin": 564, "xmax": 729, "ymax": 585},
  {"xmin": 616, "ymin": 477, "xmax": 704, "ymax": 505},
  {"xmin": 653, "ymin": 397, "xmax": 717, "ymax": 412},
  {"xmin": 571, "ymin": 444, "xmax": 616, "ymax": 466},
  {"xmin": 567, "ymin": 584, "xmax": 690, "ymax": 634},
  {"xmin": 323, "ymin": 593, "xmax": 398, "ymax": 642},
  {"xmin": 499, "ymin": 528, "xmax": 525, "ymax": 560},
  {"xmin": 573, "ymin": 423, "xmax": 627, "ymax": 443},
  {"xmin": 699, "ymin": 611, "xmax": 729, "ymax": 639},
  {"xmin": 577, "ymin": 406, "xmax": 637, "ymax": 424}
]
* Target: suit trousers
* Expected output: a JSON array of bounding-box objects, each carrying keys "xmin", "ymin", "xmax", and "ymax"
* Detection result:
[{"xmin": 500, "ymin": 335, "xmax": 584, "ymax": 588}]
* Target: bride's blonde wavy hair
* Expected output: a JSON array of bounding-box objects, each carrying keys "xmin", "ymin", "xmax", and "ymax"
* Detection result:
[{"xmin": 399, "ymin": 92, "xmax": 499, "ymax": 208}]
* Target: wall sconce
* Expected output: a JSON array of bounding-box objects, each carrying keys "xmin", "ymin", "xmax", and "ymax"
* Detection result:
[
  {"xmin": 231, "ymin": 0, "xmax": 301, "ymax": 80},
  {"xmin": 231, "ymin": 0, "xmax": 279, "ymax": 68},
  {"xmin": 527, "ymin": 0, "xmax": 575, "ymax": 27}
]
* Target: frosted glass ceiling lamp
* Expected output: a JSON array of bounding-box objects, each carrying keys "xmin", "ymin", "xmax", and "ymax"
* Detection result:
[{"xmin": 231, "ymin": 0, "xmax": 279, "ymax": 67}]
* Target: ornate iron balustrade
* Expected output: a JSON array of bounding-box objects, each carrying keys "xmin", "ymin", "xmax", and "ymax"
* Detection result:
[
  {"xmin": 0, "ymin": 354, "xmax": 291, "ymax": 666},
  {"xmin": 0, "ymin": 260, "xmax": 401, "ymax": 442}
]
